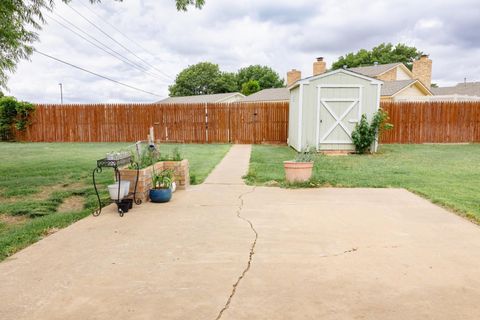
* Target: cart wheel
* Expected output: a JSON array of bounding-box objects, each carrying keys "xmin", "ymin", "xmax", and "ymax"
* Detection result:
[{"xmin": 118, "ymin": 208, "xmax": 124, "ymax": 217}]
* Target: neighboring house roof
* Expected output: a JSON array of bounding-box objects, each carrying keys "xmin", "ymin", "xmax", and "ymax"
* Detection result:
[
  {"xmin": 381, "ymin": 79, "xmax": 432, "ymax": 97},
  {"xmin": 157, "ymin": 92, "xmax": 245, "ymax": 104},
  {"xmin": 348, "ymin": 63, "xmax": 403, "ymax": 77},
  {"xmin": 242, "ymin": 88, "xmax": 290, "ymax": 102},
  {"xmin": 431, "ymin": 82, "xmax": 480, "ymax": 96},
  {"xmin": 289, "ymin": 68, "xmax": 383, "ymax": 90}
]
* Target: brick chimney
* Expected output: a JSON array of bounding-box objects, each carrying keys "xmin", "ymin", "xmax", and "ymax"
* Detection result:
[
  {"xmin": 313, "ymin": 57, "xmax": 326, "ymax": 76},
  {"xmin": 287, "ymin": 69, "xmax": 302, "ymax": 87},
  {"xmin": 412, "ymin": 54, "xmax": 432, "ymax": 89}
]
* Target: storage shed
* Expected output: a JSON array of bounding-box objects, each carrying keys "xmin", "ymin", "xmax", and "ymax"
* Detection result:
[{"xmin": 288, "ymin": 68, "xmax": 383, "ymax": 152}]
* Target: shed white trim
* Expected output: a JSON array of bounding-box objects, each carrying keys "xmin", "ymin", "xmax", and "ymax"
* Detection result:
[
  {"xmin": 289, "ymin": 69, "xmax": 383, "ymax": 90},
  {"xmin": 374, "ymin": 83, "xmax": 382, "ymax": 152},
  {"xmin": 297, "ymin": 83, "xmax": 305, "ymax": 150}
]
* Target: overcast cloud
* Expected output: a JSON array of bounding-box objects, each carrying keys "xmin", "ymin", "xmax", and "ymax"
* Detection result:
[{"xmin": 6, "ymin": 0, "xmax": 480, "ymax": 103}]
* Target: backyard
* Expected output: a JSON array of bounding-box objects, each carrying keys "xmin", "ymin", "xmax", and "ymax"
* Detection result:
[
  {"xmin": 245, "ymin": 144, "xmax": 480, "ymax": 223},
  {"xmin": 1, "ymin": 142, "xmax": 479, "ymax": 261},
  {"xmin": 0, "ymin": 142, "xmax": 230, "ymax": 261}
]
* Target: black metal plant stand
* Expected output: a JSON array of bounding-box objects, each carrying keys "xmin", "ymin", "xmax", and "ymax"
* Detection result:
[{"xmin": 92, "ymin": 156, "xmax": 142, "ymax": 217}]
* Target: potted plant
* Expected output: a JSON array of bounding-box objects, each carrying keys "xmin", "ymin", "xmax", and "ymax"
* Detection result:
[
  {"xmin": 149, "ymin": 169, "xmax": 174, "ymax": 203},
  {"xmin": 283, "ymin": 148, "xmax": 316, "ymax": 183}
]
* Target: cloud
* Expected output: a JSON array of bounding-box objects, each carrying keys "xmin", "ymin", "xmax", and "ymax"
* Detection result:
[{"xmin": 6, "ymin": 0, "xmax": 480, "ymax": 102}]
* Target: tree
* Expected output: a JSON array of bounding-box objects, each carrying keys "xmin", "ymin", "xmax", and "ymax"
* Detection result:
[
  {"xmin": 241, "ymin": 80, "xmax": 260, "ymax": 96},
  {"xmin": 214, "ymin": 72, "xmax": 238, "ymax": 94},
  {"xmin": 176, "ymin": 0, "xmax": 205, "ymax": 11},
  {"xmin": 236, "ymin": 65, "xmax": 284, "ymax": 91},
  {"xmin": 169, "ymin": 63, "xmax": 285, "ymax": 97},
  {"xmin": 168, "ymin": 62, "xmax": 236, "ymax": 96},
  {"xmin": 331, "ymin": 43, "xmax": 423, "ymax": 71},
  {"xmin": 0, "ymin": 96, "xmax": 35, "ymax": 141},
  {"xmin": 0, "ymin": 0, "xmax": 205, "ymax": 90}
]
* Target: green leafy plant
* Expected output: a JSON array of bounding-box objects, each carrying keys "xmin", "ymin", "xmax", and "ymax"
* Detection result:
[
  {"xmin": 294, "ymin": 147, "xmax": 317, "ymax": 162},
  {"xmin": 129, "ymin": 145, "xmax": 160, "ymax": 169},
  {"xmin": 159, "ymin": 147, "xmax": 183, "ymax": 161},
  {"xmin": 351, "ymin": 109, "xmax": 393, "ymax": 154},
  {"xmin": 170, "ymin": 147, "xmax": 183, "ymax": 161},
  {"xmin": 0, "ymin": 96, "xmax": 35, "ymax": 141},
  {"xmin": 152, "ymin": 169, "xmax": 174, "ymax": 189},
  {"xmin": 189, "ymin": 173, "xmax": 197, "ymax": 184}
]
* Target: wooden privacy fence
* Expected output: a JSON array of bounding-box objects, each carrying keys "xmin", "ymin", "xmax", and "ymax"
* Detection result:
[
  {"xmin": 16, "ymin": 101, "xmax": 480, "ymax": 144},
  {"xmin": 380, "ymin": 101, "xmax": 480, "ymax": 143},
  {"xmin": 18, "ymin": 102, "xmax": 289, "ymax": 144}
]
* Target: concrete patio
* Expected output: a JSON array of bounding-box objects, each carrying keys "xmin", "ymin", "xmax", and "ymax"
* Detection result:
[{"xmin": 0, "ymin": 145, "xmax": 479, "ymax": 319}]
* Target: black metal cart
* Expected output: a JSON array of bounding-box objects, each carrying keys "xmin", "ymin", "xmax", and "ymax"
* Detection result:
[{"xmin": 92, "ymin": 156, "xmax": 142, "ymax": 217}]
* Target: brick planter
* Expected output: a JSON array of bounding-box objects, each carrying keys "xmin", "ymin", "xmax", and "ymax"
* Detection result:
[
  {"xmin": 119, "ymin": 160, "xmax": 189, "ymax": 202},
  {"xmin": 162, "ymin": 159, "xmax": 190, "ymax": 191}
]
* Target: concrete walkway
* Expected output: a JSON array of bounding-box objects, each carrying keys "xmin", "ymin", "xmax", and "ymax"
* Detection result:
[
  {"xmin": 204, "ymin": 144, "xmax": 251, "ymax": 185},
  {"xmin": 1, "ymin": 145, "xmax": 480, "ymax": 319}
]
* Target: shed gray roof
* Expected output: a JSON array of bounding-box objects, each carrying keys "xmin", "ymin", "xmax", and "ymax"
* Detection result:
[
  {"xmin": 242, "ymin": 88, "xmax": 290, "ymax": 102},
  {"xmin": 157, "ymin": 92, "xmax": 244, "ymax": 104},
  {"xmin": 348, "ymin": 63, "xmax": 402, "ymax": 77},
  {"xmin": 431, "ymin": 82, "xmax": 480, "ymax": 96},
  {"xmin": 381, "ymin": 79, "xmax": 417, "ymax": 96}
]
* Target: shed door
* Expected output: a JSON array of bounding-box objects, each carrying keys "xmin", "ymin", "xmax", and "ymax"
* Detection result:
[{"xmin": 316, "ymin": 85, "xmax": 362, "ymax": 147}]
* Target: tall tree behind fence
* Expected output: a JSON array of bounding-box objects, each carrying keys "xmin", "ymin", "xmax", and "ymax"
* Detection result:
[
  {"xmin": 17, "ymin": 102, "xmax": 289, "ymax": 144},
  {"xmin": 381, "ymin": 101, "xmax": 480, "ymax": 143}
]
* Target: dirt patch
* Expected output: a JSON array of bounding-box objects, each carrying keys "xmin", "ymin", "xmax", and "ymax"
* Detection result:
[
  {"xmin": 0, "ymin": 214, "xmax": 28, "ymax": 226},
  {"xmin": 57, "ymin": 196, "xmax": 85, "ymax": 213},
  {"xmin": 42, "ymin": 227, "xmax": 60, "ymax": 237},
  {"xmin": 34, "ymin": 183, "xmax": 86, "ymax": 201},
  {"xmin": 0, "ymin": 183, "xmax": 86, "ymax": 203}
]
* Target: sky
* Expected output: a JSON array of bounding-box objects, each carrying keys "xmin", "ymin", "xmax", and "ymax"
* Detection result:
[{"xmin": 6, "ymin": 0, "xmax": 480, "ymax": 103}]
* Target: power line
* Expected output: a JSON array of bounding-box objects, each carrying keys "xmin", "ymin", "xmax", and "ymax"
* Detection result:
[
  {"xmin": 67, "ymin": 3, "xmax": 174, "ymax": 81},
  {"xmin": 46, "ymin": 13, "xmax": 170, "ymax": 84},
  {"xmin": 76, "ymin": 0, "xmax": 179, "ymax": 65},
  {"xmin": 35, "ymin": 50, "xmax": 164, "ymax": 98}
]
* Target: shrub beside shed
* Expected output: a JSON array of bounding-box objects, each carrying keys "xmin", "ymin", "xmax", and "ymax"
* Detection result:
[{"xmin": 288, "ymin": 69, "xmax": 383, "ymax": 152}]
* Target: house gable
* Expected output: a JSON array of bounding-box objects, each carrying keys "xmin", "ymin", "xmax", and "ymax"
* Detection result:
[
  {"xmin": 396, "ymin": 66, "xmax": 412, "ymax": 80},
  {"xmin": 381, "ymin": 79, "xmax": 433, "ymax": 99},
  {"xmin": 349, "ymin": 63, "xmax": 415, "ymax": 82},
  {"xmin": 394, "ymin": 80, "xmax": 432, "ymax": 97}
]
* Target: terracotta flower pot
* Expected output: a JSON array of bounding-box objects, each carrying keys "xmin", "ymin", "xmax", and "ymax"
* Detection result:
[{"xmin": 283, "ymin": 161, "xmax": 314, "ymax": 183}]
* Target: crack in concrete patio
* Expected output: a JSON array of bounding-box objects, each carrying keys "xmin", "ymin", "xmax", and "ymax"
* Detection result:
[
  {"xmin": 215, "ymin": 186, "xmax": 257, "ymax": 320},
  {"xmin": 319, "ymin": 247, "xmax": 359, "ymax": 258}
]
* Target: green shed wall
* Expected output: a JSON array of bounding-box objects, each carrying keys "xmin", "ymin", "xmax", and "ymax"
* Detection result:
[{"xmin": 288, "ymin": 71, "xmax": 381, "ymax": 151}]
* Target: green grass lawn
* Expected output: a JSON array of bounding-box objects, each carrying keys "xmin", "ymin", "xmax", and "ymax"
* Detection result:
[
  {"xmin": 0, "ymin": 142, "xmax": 230, "ymax": 261},
  {"xmin": 245, "ymin": 144, "xmax": 480, "ymax": 223}
]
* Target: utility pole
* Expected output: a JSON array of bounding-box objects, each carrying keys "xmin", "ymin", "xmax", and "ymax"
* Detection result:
[{"xmin": 59, "ymin": 83, "xmax": 63, "ymax": 104}]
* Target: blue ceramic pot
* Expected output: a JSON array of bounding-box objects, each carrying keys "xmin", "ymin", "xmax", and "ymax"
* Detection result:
[{"xmin": 149, "ymin": 188, "xmax": 172, "ymax": 203}]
